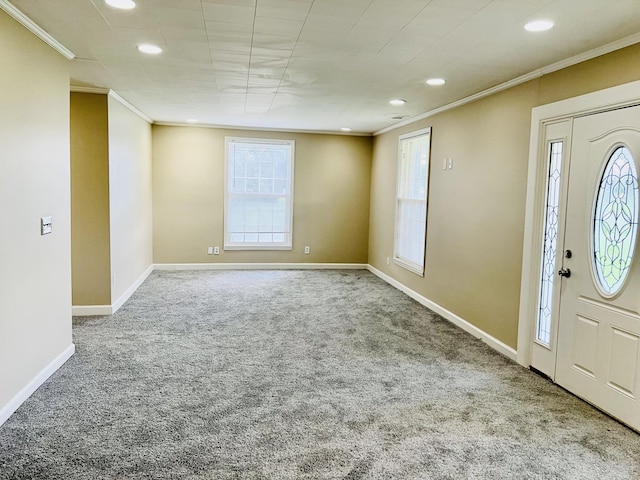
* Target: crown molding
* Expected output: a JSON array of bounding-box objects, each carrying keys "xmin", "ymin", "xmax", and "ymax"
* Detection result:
[
  {"xmin": 374, "ymin": 32, "xmax": 640, "ymax": 136},
  {"xmin": 71, "ymin": 86, "xmax": 153, "ymax": 123},
  {"xmin": 153, "ymin": 121, "xmax": 372, "ymax": 137},
  {"xmin": 71, "ymin": 86, "xmax": 110, "ymax": 95},
  {"xmin": 537, "ymin": 31, "xmax": 640, "ymax": 76},
  {"xmin": 108, "ymin": 90, "xmax": 153, "ymax": 124},
  {"xmin": 0, "ymin": 0, "xmax": 74, "ymax": 60}
]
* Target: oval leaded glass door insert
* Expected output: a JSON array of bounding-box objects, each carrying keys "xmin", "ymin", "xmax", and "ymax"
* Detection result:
[{"xmin": 593, "ymin": 145, "xmax": 639, "ymax": 296}]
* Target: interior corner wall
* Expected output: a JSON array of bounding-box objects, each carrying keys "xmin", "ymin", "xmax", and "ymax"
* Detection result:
[
  {"xmin": 70, "ymin": 92, "xmax": 111, "ymax": 306},
  {"xmin": 152, "ymin": 126, "xmax": 373, "ymax": 265},
  {"xmin": 0, "ymin": 10, "xmax": 72, "ymax": 410},
  {"xmin": 369, "ymin": 42, "xmax": 640, "ymax": 351},
  {"xmin": 107, "ymin": 96, "xmax": 153, "ymax": 305}
]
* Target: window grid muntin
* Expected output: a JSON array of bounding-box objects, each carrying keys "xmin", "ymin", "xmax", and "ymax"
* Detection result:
[
  {"xmin": 536, "ymin": 141, "xmax": 563, "ymax": 347},
  {"xmin": 592, "ymin": 145, "xmax": 639, "ymax": 296}
]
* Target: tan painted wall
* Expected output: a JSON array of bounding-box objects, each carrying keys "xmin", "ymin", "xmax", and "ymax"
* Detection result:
[
  {"xmin": 538, "ymin": 44, "xmax": 640, "ymax": 106},
  {"xmin": 0, "ymin": 11, "xmax": 72, "ymax": 408},
  {"xmin": 70, "ymin": 93, "xmax": 111, "ymax": 306},
  {"xmin": 108, "ymin": 96, "xmax": 153, "ymax": 304},
  {"xmin": 153, "ymin": 126, "xmax": 372, "ymax": 264},
  {"xmin": 369, "ymin": 42, "xmax": 640, "ymax": 350}
]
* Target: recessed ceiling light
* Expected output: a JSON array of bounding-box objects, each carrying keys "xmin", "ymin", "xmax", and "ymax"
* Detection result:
[
  {"xmin": 138, "ymin": 44, "xmax": 162, "ymax": 55},
  {"xmin": 187, "ymin": 119, "xmax": 198, "ymax": 124},
  {"xmin": 426, "ymin": 78, "xmax": 446, "ymax": 86},
  {"xmin": 105, "ymin": 0, "xmax": 135, "ymax": 9},
  {"xmin": 389, "ymin": 99, "xmax": 406, "ymax": 106},
  {"xmin": 341, "ymin": 127, "xmax": 352, "ymax": 132},
  {"xmin": 524, "ymin": 20, "xmax": 554, "ymax": 32}
]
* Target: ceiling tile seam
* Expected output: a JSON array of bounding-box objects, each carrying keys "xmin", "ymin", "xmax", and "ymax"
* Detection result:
[
  {"xmin": 267, "ymin": 1, "xmax": 314, "ymax": 112},
  {"xmin": 0, "ymin": 0, "xmax": 75, "ymax": 59},
  {"xmin": 88, "ymin": 0, "xmax": 113, "ymax": 29},
  {"xmin": 404, "ymin": 14, "xmax": 484, "ymax": 66},
  {"xmin": 373, "ymin": 0, "xmax": 435, "ymax": 58},
  {"xmin": 374, "ymin": 31, "xmax": 640, "ymax": 136},
  {"xmin": 404, "ymin": 0, "xmax": 501, "ymax": 66},
  {"xmin": 202, "ymin": 4, "xmax": 226, "ymax": 97},
  {"xmin": 243, "ymin": 2, "xmax": 259, "ymax": 121}
]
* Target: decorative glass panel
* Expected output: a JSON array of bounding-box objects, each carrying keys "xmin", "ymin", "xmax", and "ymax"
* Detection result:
[
  {"xmin": 536, "ymin": 141, "xmax": 563, "ymax": 346},
  {"xmin": 593, "ymin": 146, "xmax": 639, "ymax": 296}
]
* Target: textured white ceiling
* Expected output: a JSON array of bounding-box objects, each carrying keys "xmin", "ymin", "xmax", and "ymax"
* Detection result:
[{"xmin": 9, "ymin": 0, "xmax": 640, "ymax": 133}]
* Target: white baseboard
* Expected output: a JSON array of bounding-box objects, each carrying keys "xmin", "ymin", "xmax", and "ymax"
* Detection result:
[
  {"xmin": 72, "ymin": 305, "xmax": 112, "ymax": 316},
  {"xmin": 72, "ymin": 264, "xmax": 153, "ymax": 316},
  {"xmin": 154, "ymin": 262, "xmax": 368, "ymax": 271},
  {"xmin": 367, "ymin": 265, "xmax": 517, "ymax": 361},
  {"xmin": 71, "ymin": 264, "xmax": 515, "ymax": 362},
  {"xmin": 0, "ymin": 343, "xmax": 75, "ymax": 427},
  {"xmin": 112, "ymin": 264, "xmax": 154, "ymax": 314},
  {"xmin": 74, "ymin": 263, "xmax": 366, "ymax": 316}
]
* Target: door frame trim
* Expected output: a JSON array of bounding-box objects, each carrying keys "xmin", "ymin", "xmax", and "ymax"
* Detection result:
[{"xmin": 517, "ymin": 79, "xmax": 640, "ymax": 368}]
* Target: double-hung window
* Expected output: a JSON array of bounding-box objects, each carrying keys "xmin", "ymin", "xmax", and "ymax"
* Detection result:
[
  {"xmin": 394, "ymin": 128, "xmax": 431, "ymax": 275},
  {"xmin": 224, "ymin": 137, "xmax": 294, "ymax": 250}
]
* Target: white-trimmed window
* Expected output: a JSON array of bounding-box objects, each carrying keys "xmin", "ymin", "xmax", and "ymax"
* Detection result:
[
  {"xmin": 394, "ymin": 128, "xmax": 431, "ymax": 275},
  {"xmin": 224, "ymin": 137, "xmax": 294, "ymax": 250}
]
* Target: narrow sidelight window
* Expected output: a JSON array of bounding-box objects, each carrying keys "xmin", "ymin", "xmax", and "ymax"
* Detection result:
[
  {"xmin": 536, "ymin": 141, "xmax": 563, "ymax": 346},
  {"xmin": 394, "ymin": 128, "xmax": 431, "ymax": 275}
]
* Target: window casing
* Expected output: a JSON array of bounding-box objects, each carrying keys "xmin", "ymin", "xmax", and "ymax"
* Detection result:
[
  {"xmin": 394, "ymin": 128, "xmax": 431, "ymax": 275},
  {"xmin": 224, "ymin": 137, "xmax": 294, "ymax": 250}
]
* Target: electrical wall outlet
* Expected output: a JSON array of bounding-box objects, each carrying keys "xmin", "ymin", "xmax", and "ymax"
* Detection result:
[
  {"xmin": 214, "ymin": 246, "xmax": 220, "ymax": 255},
  {"xmin": 386, "ymin": 256, "xmax": 390, "ymax": 266},
  {"xmin": 304, "ymin": 246, "xmax": 310, "ymax": 254}
]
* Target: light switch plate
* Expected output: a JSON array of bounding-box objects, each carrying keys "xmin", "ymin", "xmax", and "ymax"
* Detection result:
[{"xmin": 41, "ymin": 216, "xmax": 52, "ymax": 235}]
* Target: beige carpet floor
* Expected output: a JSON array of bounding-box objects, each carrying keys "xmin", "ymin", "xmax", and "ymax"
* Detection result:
[{"xmin": 1, "ymin": 269, "xmax": 639, "ymax": 479}]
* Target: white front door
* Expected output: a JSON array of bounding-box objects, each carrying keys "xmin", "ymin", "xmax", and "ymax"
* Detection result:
[{"xmin": 555, "ymin": 105, "xmax": 640, "ymax": 431}]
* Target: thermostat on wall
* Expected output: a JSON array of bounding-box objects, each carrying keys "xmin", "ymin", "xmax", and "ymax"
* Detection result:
[{"xmin": 41, "ymin": 216, "xmax": 52, "ymax": 235}]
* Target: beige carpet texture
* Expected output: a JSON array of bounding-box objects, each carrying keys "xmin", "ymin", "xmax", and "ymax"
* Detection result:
[{"xmin": 1, "ymin": 270, "xmax": 639, "ymax": 479}]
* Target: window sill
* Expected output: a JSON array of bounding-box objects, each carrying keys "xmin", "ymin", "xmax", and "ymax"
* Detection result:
[
  {"xmin": 224, "ymin": 245, "xmax": 293, "ymax": 251},
  {"xmin": 393, "ymin": 257, "xmax": 425, "ymax": 276}
]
